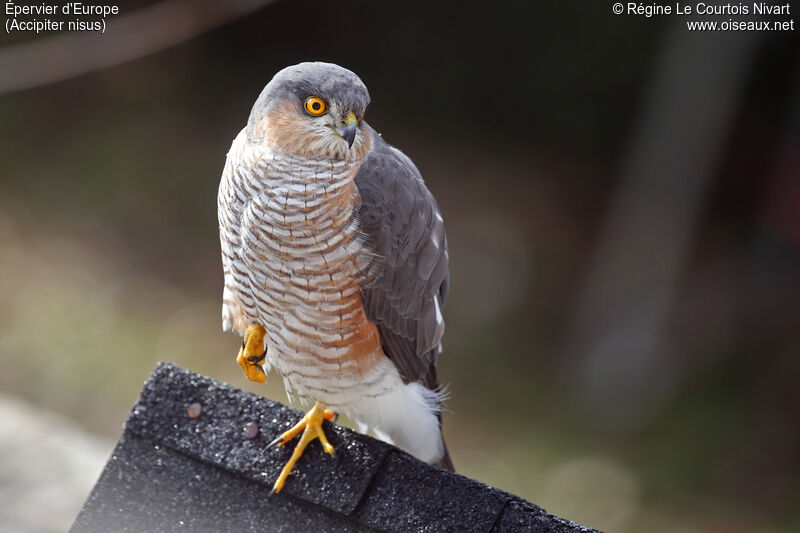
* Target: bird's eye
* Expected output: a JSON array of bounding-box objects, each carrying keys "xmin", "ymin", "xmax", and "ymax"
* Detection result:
[{"xmin": 304, "ymin": 96, "xmax": 327, "ymax": 116}]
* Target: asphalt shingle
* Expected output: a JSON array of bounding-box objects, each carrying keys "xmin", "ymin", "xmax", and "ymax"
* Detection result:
[{"xmin": 71, "ymin": 362, "xmax": 601, "ymax": 532}]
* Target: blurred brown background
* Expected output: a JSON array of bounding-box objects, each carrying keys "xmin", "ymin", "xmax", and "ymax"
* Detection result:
[{"xmin": 1, "ymin": 1, "xmax": 798, "ymax": 531}]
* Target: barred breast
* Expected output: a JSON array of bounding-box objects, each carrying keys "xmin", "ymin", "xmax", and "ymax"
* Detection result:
[{"xmin": 218, "ymin": 129, "xmax": 400, "ymax": 408}]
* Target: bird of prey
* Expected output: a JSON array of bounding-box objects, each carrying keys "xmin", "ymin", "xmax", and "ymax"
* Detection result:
[{"xmin": 218, "ymin": 62, "xmax": 452, "ymax": 492}]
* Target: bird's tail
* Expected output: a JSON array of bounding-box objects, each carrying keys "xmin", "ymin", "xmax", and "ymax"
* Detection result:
[
  {"xmin": 423, "ymin": 366, "xmax": 454, "ymax": 472},
  {"xmin": 435, "ymin": 434, "xmax": 455, "ymax": 471}
]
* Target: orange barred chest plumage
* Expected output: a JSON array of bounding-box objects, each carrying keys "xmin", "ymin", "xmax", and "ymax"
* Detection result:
[{"xmin": 218, "ymin": 130, "xmax": 391, "ymax": 406}]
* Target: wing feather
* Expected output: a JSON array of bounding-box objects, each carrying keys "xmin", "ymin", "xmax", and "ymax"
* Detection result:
[{"xmin": 355, "ymin": 127, "xmax": 449, "ymax": 386}]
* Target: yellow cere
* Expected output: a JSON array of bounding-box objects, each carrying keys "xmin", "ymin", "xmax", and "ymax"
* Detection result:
[{"xmin": 342, "ymin": 111, "xmax": 358, "ymax": 126}]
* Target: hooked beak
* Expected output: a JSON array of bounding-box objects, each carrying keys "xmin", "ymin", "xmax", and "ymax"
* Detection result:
[{"xmin": 336, "ymin": 111, "xmax": 358, "ymax": 149}]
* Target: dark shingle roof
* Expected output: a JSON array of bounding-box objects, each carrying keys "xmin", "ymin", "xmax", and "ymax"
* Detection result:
[{"xmin": 71, "ymin": 363, "xmax": 601, "ymax": 532}]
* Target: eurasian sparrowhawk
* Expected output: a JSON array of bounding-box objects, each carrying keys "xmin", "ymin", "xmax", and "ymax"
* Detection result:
[{"xmin": 218, "ymin": 62, "xmax": 452, "ymax": 491}]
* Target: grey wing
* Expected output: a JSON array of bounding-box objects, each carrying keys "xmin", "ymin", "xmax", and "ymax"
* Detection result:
[{"xmin": 355, "ymin": 127, "xmax": 449, "ymax": 389}]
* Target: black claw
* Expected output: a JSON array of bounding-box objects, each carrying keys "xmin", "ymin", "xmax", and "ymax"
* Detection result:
[{"xmin": 247, "ymin": 353, "xmax": 266, "ymax": 364}]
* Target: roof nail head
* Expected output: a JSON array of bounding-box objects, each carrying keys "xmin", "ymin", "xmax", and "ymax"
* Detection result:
[
  {"xmin": 243, "ymin": 422, "xmax": 259, "ymax": 440},
  {"xmin": 187, "ymin": 402, "xmax": 202, "ymax": 419}
]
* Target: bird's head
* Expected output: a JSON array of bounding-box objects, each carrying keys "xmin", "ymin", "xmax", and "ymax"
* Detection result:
[{"xmin": 246, "ymin": 62, "xmax": 371, "ymax": 160}]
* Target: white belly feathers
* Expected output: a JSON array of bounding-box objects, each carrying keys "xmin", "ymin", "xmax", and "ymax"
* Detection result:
[{"xmin": 218, "ymin": 129, "xmax": 398, "ymax": 409}]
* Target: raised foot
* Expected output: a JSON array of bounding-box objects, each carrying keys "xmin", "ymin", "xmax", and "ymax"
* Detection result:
[
  {"xmin": 237, "ymin": 324, "xmax": 267, "ymax": 383},
  {"xmin": 269, "ymin": 401, "xmax": 336, "ymax": 493}
]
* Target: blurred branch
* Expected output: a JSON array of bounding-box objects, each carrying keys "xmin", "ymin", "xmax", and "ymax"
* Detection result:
[{"xmin": 0, "ymin": 0, "xmax": 275, "ymax": 95}]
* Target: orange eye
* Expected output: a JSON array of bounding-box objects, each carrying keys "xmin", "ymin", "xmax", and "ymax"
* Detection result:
[{"xmin": 304, "ymin": 96, "xmax": 327, "ymax": 116}]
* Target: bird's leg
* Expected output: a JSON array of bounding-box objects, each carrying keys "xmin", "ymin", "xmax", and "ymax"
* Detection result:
[
  {"xmin": 269, "ymin": 401, "xmax": 336, "ymax": 493},
  {"xmin": 236, "ymin": 324, "xmax": 267, "ymax": 383}
]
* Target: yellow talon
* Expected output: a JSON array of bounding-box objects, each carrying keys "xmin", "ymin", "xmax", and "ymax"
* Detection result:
[
  {"xmin": 236, "ymin": 324, "xmax": 267, "ymax": 383},
  {"xmin": 271, "ymin": 401, "xmax": 336, "ymax": 493}
]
